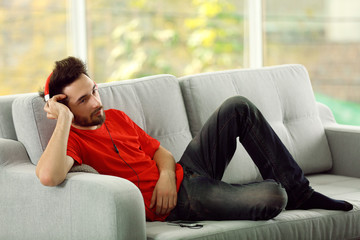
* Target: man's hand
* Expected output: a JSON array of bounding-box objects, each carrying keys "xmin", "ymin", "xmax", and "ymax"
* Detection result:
[
  {"xmin": 36, "ymin": 94, "xmax": 75, "ymax": 186},
  {"xmin": 44, "ymin": 94, "xmax": 73, "ymax": 120},
  {"xmin": 150, "ymin": 170, "xmax": 178, "ymax": 215}
]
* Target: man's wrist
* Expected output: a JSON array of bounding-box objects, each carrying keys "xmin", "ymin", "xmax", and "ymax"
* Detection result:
[
  {"xmin": 160, "ymin": 169, "xmax": 176, "ymax": 178},
  {"xmin": 57, "ymin": 111, "xmax": 74, "ymax": 128}
]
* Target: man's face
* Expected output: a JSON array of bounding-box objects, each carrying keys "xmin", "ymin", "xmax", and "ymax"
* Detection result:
[{"xmin": 63, "ymin": 74, "xmax": 105, "ymax": 129}]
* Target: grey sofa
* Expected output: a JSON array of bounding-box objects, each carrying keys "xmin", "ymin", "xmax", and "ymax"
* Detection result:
[{"xmin": 1, "ymin": 64, "xmax": 359, "ymax": 240}]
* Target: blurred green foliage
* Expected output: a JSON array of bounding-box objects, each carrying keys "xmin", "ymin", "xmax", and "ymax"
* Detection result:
[
  {"xmin": 0, "ymin": 0, "xmax": 359, "ymax": 126},
  {"xmin": 0, "ymin": 1, "xmax": 67, "ymax": 95},
  {"xmin": 97, "ymin": 0, "xmax": 245, "ymax": 82},
  {"xmin": 315, "ymin": 93, "xmax": 360, "ymax": 126}
]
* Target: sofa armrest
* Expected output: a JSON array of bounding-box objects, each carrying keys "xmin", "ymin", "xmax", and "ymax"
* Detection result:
[
  {"xmin": 324, "ymin": 124, "xmax": 360, "ymax": 178},
  {"xmin": 0, "ymin": 139, "xmax": 146, "ymax": 240}
]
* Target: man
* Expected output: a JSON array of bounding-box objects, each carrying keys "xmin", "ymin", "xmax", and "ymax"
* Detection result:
[{"xmin": 37, "ymin": 56, "xmax": 353, "ymax": 222}]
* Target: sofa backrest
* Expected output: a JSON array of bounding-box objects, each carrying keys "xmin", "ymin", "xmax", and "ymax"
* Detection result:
[
  {"xmin": 12, "ymin": 93, "xmax": 56, "ymax": 165},
  {"xmin": 12, "ymin": 75, "xmax": 192, "ymax": 165},
  {"xmin": 0, "ymin": 94, "xmax": 32, "ymax": 140},
  {"xmin": 97, "ymin": 75, "xmax": 192, "ymax": 162},
  {"xmin": 10, "ymin": 65, "xmax": 334, "ymax": 185},
  {"xmin": 179, "ymin": 64, "xmax": 333, "ymax": 183}
]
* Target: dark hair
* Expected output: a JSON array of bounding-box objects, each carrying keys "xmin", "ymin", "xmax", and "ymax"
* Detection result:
[{"xmin": 39, "ymin": 56, "xmax": 89, "ymax": 103}]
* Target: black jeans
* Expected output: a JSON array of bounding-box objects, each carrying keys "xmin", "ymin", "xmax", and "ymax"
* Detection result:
[{"xmin": 167, "ymin": 96, "xmax": 313, "ymax": 221}]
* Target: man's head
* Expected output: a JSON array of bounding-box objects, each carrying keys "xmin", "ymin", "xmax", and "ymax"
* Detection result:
[
  {"xmin": 40, "ymin": 56, "xmax": 105, "ymax": 128},
  {"xmin": 40, "ymin": 56, "xmax": 89, "ymax": 102}
]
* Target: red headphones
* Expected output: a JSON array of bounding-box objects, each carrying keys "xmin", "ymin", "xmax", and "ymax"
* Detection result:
[
  {"xmin": 44, "ymin": 72, "xmax": 98, "ymax": 102},
  {"xmin": 44, "ymin": 72, "xmax": 53, "ymax": 102}
]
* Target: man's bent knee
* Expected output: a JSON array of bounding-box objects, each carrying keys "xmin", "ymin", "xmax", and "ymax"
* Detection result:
[
  {"xmin": 222, "ymin": 96, "xmax": 256, "ymax": 116},
  {"xmin": 255, "ymin": 181, "xmax": 288, "ymax": 220}
]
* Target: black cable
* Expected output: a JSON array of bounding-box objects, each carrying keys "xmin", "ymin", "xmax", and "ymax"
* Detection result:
[{"xmin": 104, "ymin": 122, "xmax": 140, "ymax": 189}]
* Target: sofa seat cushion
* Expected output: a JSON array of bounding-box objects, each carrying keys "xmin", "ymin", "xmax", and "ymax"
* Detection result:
[
  {"xmin": 146, "ymin": 174, "xmax": 360, "ymax": 240},
  {"xmin": 179, "ymin": 64, "xmax": 332, "ymax": 184}
]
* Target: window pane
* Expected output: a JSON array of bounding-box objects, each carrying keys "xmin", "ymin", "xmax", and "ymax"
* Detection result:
[
  {"xmin": 264, "ymin": 0, "xmax": 360, "ymax": 126},
  {"xmin": 86, "ymin": 0, "xmax": 245, "ymax": 83},
  {"xmin": 0, "ymin": 0, "xmax": 68, "ymax": 95}
]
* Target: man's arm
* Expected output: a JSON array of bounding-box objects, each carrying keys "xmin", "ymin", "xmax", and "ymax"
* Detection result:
[
  {"xmin": 150, "ymin": 145, "xmax": 178, "ymax": 216},
  {"xmin": 36, "ymin": 94, "xmax": 75, "ymax": 186}
]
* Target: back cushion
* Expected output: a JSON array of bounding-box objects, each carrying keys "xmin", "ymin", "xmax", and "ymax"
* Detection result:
[
  {"xmin": 180, "ymin": 64, "xmax": 333, "ymax": 184},
  {"xmin": 12, "ymin": 75, "xmax": 192, "ymax": 165},
  {"xmin": 0, "ymin": 94, "xmax": 32, "ymax": 140},
  {"xmin": 98, "ymin": 75, "xmax": 192, "ymax": 162},
  {"xmin": 12, "ymin": 93, "xmax": 56, "ymax": 164}
]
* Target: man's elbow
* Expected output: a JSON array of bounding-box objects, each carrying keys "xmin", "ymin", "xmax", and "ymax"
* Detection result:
[{"xmin": 37, "ymin": 169, "xmax": 65, "ymax": 187}]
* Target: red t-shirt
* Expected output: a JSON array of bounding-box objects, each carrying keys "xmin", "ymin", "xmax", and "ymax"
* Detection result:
[{"xmin": 67, "ymin": 109, "xmax": 184, "ymax": 221}]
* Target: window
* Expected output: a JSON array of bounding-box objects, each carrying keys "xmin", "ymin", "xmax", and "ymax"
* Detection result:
[
  {"xmin": 1, "ymin": 0, "xmax": 359, "ymax": 126},
  {"xmin": 0, "ymin": 1, "xmax": 68, "ymax": 95},
  {"xmin": 264, "ymin": 0, "xmax": 360, "ymax": 125},
  {"xmin": 86, "ymin": 0, "xmax": 246, "ymax": 82}
]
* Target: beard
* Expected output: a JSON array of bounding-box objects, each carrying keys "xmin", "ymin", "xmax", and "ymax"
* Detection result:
[{"xmin": 73, "ymin": 107, "xmax": 105, "ymax": 127}]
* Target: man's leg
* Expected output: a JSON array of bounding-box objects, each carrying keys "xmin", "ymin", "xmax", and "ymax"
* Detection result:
[
  {"xmin": 180, "ymin": 96, "xmax": 312, "ymax": 206},
  {"xmin": 178, "ymin": 96, "xmax": 352, "ymax": 217},
  {"xmin": 168, "ymin": 170, "xmax": 287, "ymax": 221}
]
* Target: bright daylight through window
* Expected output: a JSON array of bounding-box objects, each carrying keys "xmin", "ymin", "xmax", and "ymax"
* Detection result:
[{"xmin": 0, "ymin": 0, "xmax": 359, "ymax": 125}]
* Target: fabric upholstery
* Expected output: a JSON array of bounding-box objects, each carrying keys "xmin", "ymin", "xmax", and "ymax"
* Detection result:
[
  {"xmin": 325, "ymin": 124, "xmax": 360, "ymax": 178},
  {"xmin": 69, "ymin": 163, "xmax": 98, "ymax": 173},
  {"xmin": 0, "ymin": 94, "xmax": 31, "ymax": 140},
  {"xmin": 179, "ymin": 64, "xmax": 333, "ymax": 184},
  {"xmin": 98, "ymin": 75, "xmax": 192, "ymax": 162},
  {"xmin": 3, "ymin": 64, "xmax": 360, "ymax": 240},
  {"xmin": 0, "ymin": 163, "xmax": 146, "ymax": 240},
  {"xmin": 12, "ymin": 94, "xmax": 56, "ymax": 165},
  {"xmin": 146, "ymin": 174, "xmax": 360, "ymax": 240},
  {"xmin": 0, "ymin": 138, "xmax": 29, "ymax": 166},
  {"xmin": 317, "ymin": 102, "xmax": 336, "ymax": 126}
]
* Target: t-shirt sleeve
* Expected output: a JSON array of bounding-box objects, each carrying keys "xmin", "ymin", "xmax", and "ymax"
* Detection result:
[
  {"xmin": 135, "ymin": 124, "xmax": 160, "ymax": 158},
  {"xmin": 67, "ymin": 134, "xmax": 83, "ymax": 165},
  {"xmin": 120, "ymin": 112, "xmax": 160, "ymax": 158}
]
